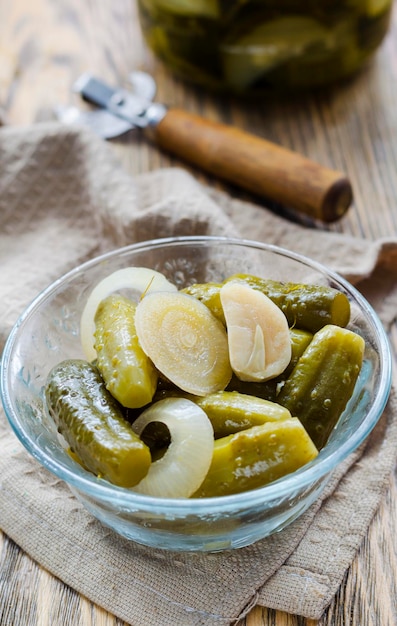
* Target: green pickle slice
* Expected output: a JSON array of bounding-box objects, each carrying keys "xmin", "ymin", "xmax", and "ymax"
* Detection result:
[
  {"xmin": 45, "ymin": 359, "xmax": 151, "ymax": 488},
  {"xmin": 194, "ymin": 418, "xmax": 318, "ymax": 497}
]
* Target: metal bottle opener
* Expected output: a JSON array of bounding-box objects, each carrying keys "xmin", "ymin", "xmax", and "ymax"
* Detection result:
[{"xmin": 60, "ymin": 72, "xmax": 353, "ymax": 223}]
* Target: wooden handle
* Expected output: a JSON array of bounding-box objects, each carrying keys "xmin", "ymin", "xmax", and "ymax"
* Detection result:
[{"xmin": 151, "ymin": 108, "xmax": 353, "ymax": 222}]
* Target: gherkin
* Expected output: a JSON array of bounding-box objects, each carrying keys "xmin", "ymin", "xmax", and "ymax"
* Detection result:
[
  {"xmin": 94, "ymin": 294, "xmax": 158, "ymax": 409},
  {"xmin": 45, "ymin": 359, "xmax": 151, "ymax": 488},
  {"xmin": 277, "ymin": 324, "xmax": 365, "ymax": 449}
]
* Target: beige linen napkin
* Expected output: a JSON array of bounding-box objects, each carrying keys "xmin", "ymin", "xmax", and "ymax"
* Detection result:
[{"xmin": 0, "ymin": 122, "xmax": 396, "ymax": 625}]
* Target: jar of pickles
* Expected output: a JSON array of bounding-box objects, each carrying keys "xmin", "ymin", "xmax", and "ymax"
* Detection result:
[{"xmin": 137, "ymin": 0, "xmax": 393, "ymax": 94}]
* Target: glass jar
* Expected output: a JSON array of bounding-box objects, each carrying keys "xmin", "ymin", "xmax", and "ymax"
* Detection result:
[{"xmin": 137, "ymin": 0, "xmax": 393, "ymax": 94}]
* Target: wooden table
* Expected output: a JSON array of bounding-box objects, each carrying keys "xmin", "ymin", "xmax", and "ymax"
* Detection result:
[{"xmin": 1, "ymin": 2, "xmax": 396, "ymax": 625}]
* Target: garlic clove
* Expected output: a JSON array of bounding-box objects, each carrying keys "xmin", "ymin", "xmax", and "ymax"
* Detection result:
[{"xmin": 220, "ymin": 281, "xmax": 291, "ymax": 381}]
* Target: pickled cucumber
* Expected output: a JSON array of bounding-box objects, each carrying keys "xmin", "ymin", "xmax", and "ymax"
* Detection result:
[
  {"xmin": 277, "ymin": 324, "xmax": 365, "ymax": 449},
  {"xmin": 193, "ymin": 391, "xmax": 292, "ymax": 438},
  {"xmin": 194, "ymin": 418, "xmax": 318, "ymax": 497},
  {"xmin": 94, "ymin": 294, "xmax": 158, "ymax": 409},
  {"xmin": 152, "ymin": 389, "xmax": 292, "ymax": 438},
  {"xmin": 45, "ymin": 359, "xmax": 151, "ymax": 488}
]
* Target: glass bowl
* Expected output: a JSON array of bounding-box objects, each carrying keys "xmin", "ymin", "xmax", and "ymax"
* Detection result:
[
  {"xmin": 137, "ymin": 0, "xmax": 393, "ymax": 94},
  {"xmin": 0, "ymin": 236, "xmax": 392, "ymax": 552}
]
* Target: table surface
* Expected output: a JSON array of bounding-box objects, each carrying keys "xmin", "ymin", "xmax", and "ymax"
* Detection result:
[{"xmin": 1, "ymin": 1, "xmax": 397, "ymax": 625}]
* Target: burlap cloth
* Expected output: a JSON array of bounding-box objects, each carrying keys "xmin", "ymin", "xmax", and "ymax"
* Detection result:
[{"xmin": 0, "ymin": 122, "xmax": 396, "ymax": 625}]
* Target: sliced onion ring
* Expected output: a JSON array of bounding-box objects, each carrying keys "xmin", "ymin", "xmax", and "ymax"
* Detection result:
[
  {"xmin": 131, "ymin": 398, "xmax": 214, "ymax": 498},
  {"xmin": 80, "ymin": 267, "xmax": 177, "ymax": 361}
]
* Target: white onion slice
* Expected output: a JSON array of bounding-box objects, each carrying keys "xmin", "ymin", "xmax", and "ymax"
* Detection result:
[
  {"xmin": 131, "ymin": 398, "xmax": 214, "ymax": 498},
  {"xmin": 134, "ymin": 291, "xmax": 232, "ymax": 395},
  {"xmin": 80, "ymin": 267, "xmax": 177, "ymax": 361}
]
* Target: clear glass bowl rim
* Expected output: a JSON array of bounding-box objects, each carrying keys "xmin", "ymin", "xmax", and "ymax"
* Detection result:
[{"xmin": 0, "ymin": 236, "xmax": 393, "ymax": 515}]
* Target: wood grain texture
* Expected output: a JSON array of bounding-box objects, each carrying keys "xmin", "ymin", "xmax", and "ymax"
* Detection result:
[{"xmin": 1, "ymin": 1, "xmax": 397, "ymax": 625}]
